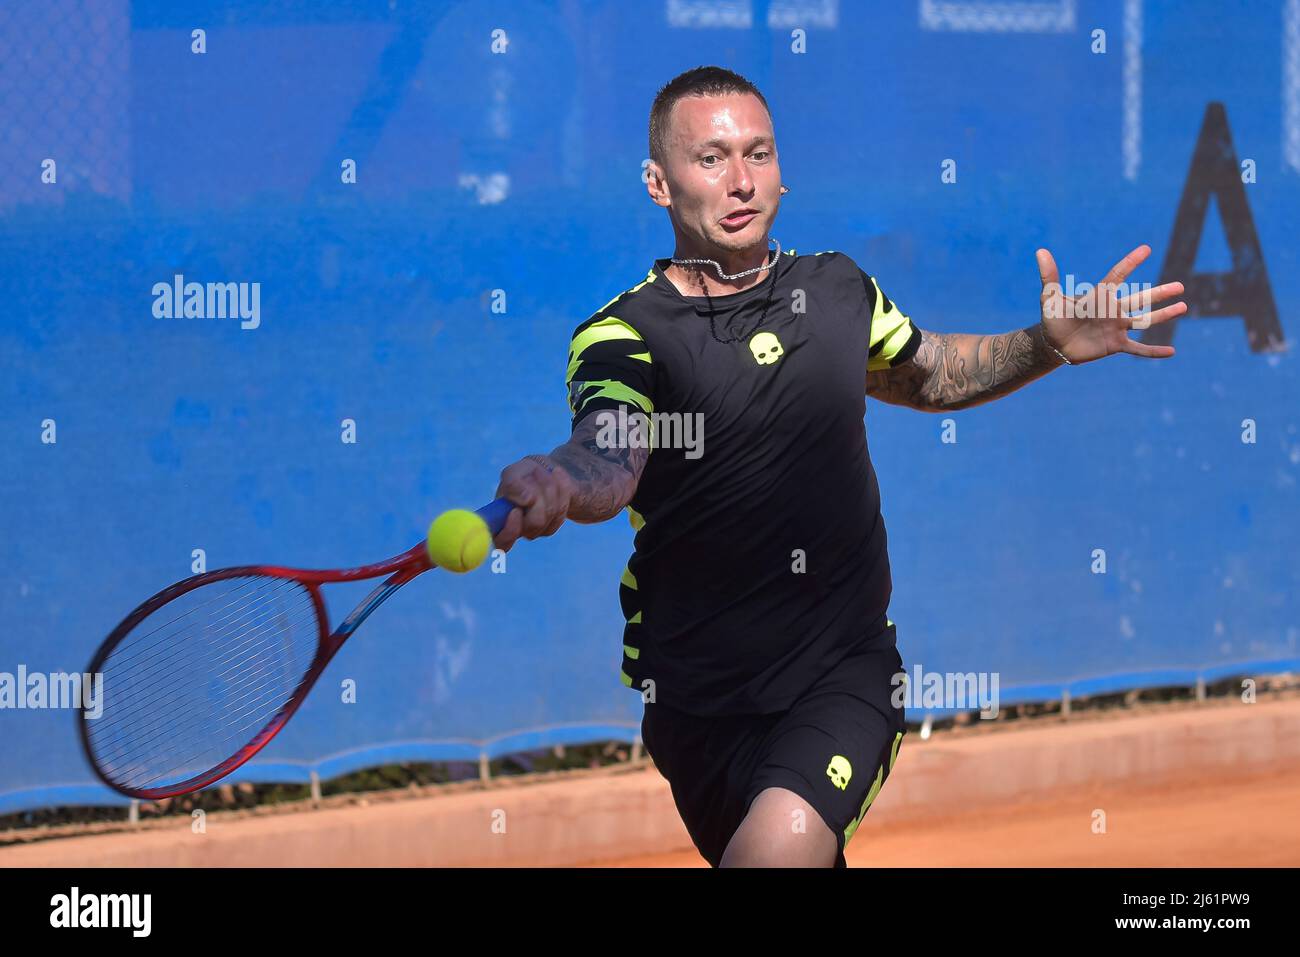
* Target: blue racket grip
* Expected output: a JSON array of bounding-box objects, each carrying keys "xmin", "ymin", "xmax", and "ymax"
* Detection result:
[{"xmin": 476, "ymin": 497, "xmax": 515, "ymax": 537}]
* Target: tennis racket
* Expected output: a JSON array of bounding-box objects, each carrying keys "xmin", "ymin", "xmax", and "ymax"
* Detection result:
[{"xmin": 78, "ymin": 498, "xmax": 514, "ymax": 801}]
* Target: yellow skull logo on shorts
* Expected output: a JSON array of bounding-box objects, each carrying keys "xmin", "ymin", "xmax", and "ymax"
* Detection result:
[
  {"xmin": 826, "ymin": 755, "xmax": 852, "ymax": 790},
  {"xmin": 749, "ymin": 331, "xmax": 783, "ymax": 365}
]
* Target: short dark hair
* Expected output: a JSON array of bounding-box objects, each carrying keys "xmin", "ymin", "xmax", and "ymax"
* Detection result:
[{"xmin": 648, "ymin": 66, "xmax": 772, "ymax": 167}]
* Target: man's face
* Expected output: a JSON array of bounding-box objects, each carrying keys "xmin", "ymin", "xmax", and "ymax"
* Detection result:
[{"xmin": 656, "ymin": 93, "xmax": 781, "ymax": 256}]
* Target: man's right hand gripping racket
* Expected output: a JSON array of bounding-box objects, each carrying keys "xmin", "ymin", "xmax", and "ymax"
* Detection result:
[{"xmin": 78, "ymin": 499, "xmax": 514, "ymax": 801}]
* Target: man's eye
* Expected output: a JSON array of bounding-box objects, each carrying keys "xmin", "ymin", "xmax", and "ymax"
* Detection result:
[
  {"xmin": 700, "ymin": 155, "xmax": 719, "ymax": 167},
  {"xmin": 751, "ymin": 151, "xmax": 770, "ymax": 161}
]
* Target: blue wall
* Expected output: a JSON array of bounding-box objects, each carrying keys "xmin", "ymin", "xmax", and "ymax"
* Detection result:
[{"xmin": 2, "ymin": 0, "xmax": 1297, "ymax": 813}]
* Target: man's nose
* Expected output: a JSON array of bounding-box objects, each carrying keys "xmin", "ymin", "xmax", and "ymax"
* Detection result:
[{"xmin": 727, "ymin": 162, "xmax": 754, "ymax": 194}]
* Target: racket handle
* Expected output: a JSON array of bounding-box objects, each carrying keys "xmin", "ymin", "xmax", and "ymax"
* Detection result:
[{"xmin": 476, "ymin": 497, "xmax": 515, "ymax": 536}]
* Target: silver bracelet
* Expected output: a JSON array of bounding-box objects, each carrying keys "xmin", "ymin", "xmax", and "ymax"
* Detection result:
[{"xmin": 1040, "ymin": 321, "xmax": 1073, "ymax": 366}]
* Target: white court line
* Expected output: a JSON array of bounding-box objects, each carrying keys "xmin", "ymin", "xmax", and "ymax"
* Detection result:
[
  {"xmin": 918, "ymin": 0, "xmax": 1076, "ymax": 33},
  {"xmin": 1286, "ymin": 0, "xmax": 1300, "ymax": 173},
  {"xmin": 1123, "ymin": 0, "xmax": 1143, "ymax": 181}
]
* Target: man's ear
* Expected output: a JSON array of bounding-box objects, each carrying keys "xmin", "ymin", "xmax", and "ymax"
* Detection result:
[{"xmin": 645, "ymin": 161, "xmax": 671, "ymax": 208}]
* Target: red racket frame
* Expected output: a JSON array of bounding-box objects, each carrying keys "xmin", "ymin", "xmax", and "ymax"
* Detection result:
[{"xmin": 79, "ymin": 498, "xmax": 512, "ymax": 800}]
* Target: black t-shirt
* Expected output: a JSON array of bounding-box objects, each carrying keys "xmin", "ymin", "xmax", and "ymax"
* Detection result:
[{"xmin": 565, "ymin": 248, "xmax": 921, "ymax": 717}]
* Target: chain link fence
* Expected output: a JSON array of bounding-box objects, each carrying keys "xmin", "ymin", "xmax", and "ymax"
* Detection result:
[{"xmin": 0, "ymin": 0, "xmax": 130, "ymax": 212}]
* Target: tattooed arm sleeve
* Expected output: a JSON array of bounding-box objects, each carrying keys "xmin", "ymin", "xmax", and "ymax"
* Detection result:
[
  {"xmin": 546, "ymin": 408, "xmax": 650, "ymax": 524},
  {"xmin": 865, "ymin": 324, "xmax": 1065, "ymax": 413},
  {"xmin": 855, "ymin": 268, "xmax": 1063, "ymax": 412}
]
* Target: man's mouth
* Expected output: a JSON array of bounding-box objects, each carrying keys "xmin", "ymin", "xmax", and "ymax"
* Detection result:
[{"xmin": 721, "ymin": 208, "xmax": 759, "ymax": 227}]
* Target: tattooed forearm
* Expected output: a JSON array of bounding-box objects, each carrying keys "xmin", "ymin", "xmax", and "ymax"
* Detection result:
[
  {"xmin": 866, "ymin": 324, "xmax": 1064, "ymax": 412},
  {"xmin": 546, "ymin": 408, "xmax": 650, "ymax": 523}
]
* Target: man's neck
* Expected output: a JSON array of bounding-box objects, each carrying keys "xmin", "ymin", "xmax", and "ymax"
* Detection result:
[{"xmin": 664, "ymin": 239, "xmax": 775, "ymax": 298}]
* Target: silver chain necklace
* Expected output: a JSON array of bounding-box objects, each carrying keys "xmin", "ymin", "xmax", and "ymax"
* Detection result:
[
  {"xmin": 669, "ymin": 239, "xmax": 783, "ymax": 345},
  {"xmin": 670, "ymin": 238, "xmax": 781, "ymax": 281}
]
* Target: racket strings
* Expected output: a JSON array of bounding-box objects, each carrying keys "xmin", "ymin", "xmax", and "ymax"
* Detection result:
[
  {"xmin": 85, "ymin": 575, "xmax": 320, "ymax": 793},
  {"xmin": 91, "ymin": 598, "xmax": 315, "ymax": 787},
  {"xmin": 91, "ymin": 583, "xmax": 318, "ymax": 789},
  {"xmin": 99, "ymin": 628, "xmax": 318, "ymax": 776},
  {"xmin": 90, "ymin": 603, "xmax": 321, "ymax": 775},
  {"xmin": 94, "ymin": 580, "xmax": 310, "ymax": 735},
  {"xmin": 91, "ymin": 581, "xmax": 315, "ymax": 780},
  {"xmin": 94, "ymin": 579, "xmax": 301, "ymax": 707},
  {"xmin": 88, "ymin": 582, "xmax": 313, "ymax": 765}
]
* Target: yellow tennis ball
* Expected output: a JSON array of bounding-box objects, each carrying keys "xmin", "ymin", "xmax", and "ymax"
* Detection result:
[{"xmin": 426, "ymin": 509, "xmax": 492, "ymax": 573}]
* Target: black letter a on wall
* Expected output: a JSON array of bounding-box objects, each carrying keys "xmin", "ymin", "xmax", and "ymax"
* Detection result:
[{"xmin": 1142, "ymin": 102, "xmax": 1283, "ymax": 353}]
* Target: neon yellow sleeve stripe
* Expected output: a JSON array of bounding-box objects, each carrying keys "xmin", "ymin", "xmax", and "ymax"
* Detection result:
[
  {"xmin": 573, "ymin": 379, "xmax": 654, "ymax": 415},
  {"xmin": 628, "ymin": 352, "xmax": 651, "ymax": 363},
  {"xmin": 867, "ymin": 279, "xmax": 910, "ymax": 345},
  {"xmin": 620, "ymin": 566, "xmax": 637, "ymax": 590},
  {"xmin": 566, "ymin": 317, "xmax": 646, "ymax": 381},
  {"xmin": 868, "ymin": 321, "xmax": 917, "ymax": 372},
  {"xmin": 866, "ymin": 275, "xmax": 918, "ymax": 371},
  {"xmin": 872, "ymin": 315, "xmax": 913, "ymax": 352},
  {"xmin": 627, "ymin": 506, "xmax": 645, "ymax": 531},
  {"xmin": 569, "ymin": 316, "xmax": 644, "ymax": 360},
  {"xmin": 620, "ymin": 669, "xmax": 633, "ymax": 687},
  {"xmin": 623, "ymin": 644, "xmax": 640, "ymax": 660},
  {"xmin": 628, "ymin": 611, "xmax": 642, "ymax": 624}
]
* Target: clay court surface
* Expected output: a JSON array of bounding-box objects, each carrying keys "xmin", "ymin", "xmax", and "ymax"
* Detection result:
[
  {"xmin": 4, "ymin": 696, "xmax": 1299, "ymax": 867},
  {"xmin": 595, "ymin": 765, "xmax": 1300, "ymax": 867}
]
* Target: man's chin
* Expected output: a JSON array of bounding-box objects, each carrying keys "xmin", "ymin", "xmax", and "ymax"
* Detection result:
[{"xmin": 710, "ymin": 227, "xmax": 769, "ymax": 253}]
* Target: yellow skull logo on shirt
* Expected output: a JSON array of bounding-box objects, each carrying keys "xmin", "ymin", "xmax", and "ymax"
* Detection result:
[{"xmin": 749, "ymin": 331, "xmax": 783, "ymax": 365}]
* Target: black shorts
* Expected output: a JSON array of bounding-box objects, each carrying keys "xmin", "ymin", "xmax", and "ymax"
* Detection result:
[{"xmin": 640, "ymin": 630, "xmax": 906, "ymax": 868}]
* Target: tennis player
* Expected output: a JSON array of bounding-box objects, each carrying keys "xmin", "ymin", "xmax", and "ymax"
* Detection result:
[{"xmin": 492, "ymin": 66, "xmax": 1186, "ymax": 867}]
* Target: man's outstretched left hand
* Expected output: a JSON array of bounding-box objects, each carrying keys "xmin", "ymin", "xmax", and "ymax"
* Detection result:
[{"xmin": 1036, "ymin": 243, "xmax": 1187, "ymax": 365}]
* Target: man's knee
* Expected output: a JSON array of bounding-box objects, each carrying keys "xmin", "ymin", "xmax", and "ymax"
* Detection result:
[{"xmin": 719, "ymin": 787, "xmax": 838, "ymax": 867}]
